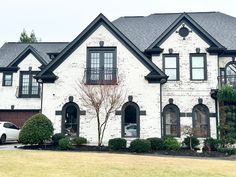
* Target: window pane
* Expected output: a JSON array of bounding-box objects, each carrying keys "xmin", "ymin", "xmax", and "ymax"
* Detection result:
[
  {"xmin": 31, "ymin": 75, "xmax": 39, "ymax": 95},
  {"xmin": 165, "ymin": 57, "xmax": 176, "ymax": 68},
  {"xmin": 90, "ymin": 53, "xmax": 100, "ymax": 68},
  {"xmin": 165, "ymin": 69, "xmax": 177, "ymax": 80},
  {"xmin": 192, "ymin": 56, "xmax": 204, "ymax": 67},
  {"xmin": 226, "ymin": 63, "xmax": 236, "ymax": 88},
  {"xmin": 164, "ymin": 106, "xmax": 179, "ymax": 137},
  {"xmin": 104, "ymin": 53, "xmax": 113, "ymax": 81},
  {"xmin": 4, "ymin": 74, "xmax": 12, "ymax": 86},
  {"xmin": 193, "ymin": 106, "xmax": 209, "ymax": 137},
  {"xmin": 192, "ymin": 68, "xmax": 204, "ymax": 80},
  {"xmin": 22, "ymin": 74, "xmax": 30, "ymax": 94},
  {"xmin": 124, "ymin": 105, "xmax": 138, "ymax": 137}
]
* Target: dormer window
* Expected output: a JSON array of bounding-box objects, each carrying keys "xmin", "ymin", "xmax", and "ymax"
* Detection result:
[
  {"xmin": 86, "ymin": 47, "xmax": 117, "ymax": 85},
  {"xmin": 3, "ymin": 73, "xmax": 13, "ymax": 86}
]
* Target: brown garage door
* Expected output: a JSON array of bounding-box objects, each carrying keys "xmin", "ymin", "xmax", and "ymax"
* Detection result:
[{"xmin": 0, "ymin": 110, "xmax": 39, "ymax": 127}]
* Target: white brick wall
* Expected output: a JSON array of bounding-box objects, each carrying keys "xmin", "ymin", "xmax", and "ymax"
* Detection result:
[
  {"xmin": 0, "ymin": 53, "xmax": 41, "ymax": 110},
  {"xmin": 42, "ymin": 25, "xmax": 161, "ymax": 144},
  {"xmin": 152, "ymin": 23, "xmax": 218, "ymax": 139}
]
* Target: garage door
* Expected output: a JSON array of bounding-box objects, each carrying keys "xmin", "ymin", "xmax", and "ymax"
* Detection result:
[{"xmin": 0, "ymin": 110, "xmax": 39, "ymax": 127}]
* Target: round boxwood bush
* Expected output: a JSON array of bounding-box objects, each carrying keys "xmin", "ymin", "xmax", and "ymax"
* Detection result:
[
  {"xmin": 183, "ymin": 136, "xmax": 200, "ymax": 149},
  {"xmin": 204, "ymin": 138, "xmax": 221, "ymax": 151},
  {"xmin": 130, "ymin": 139, "xmax": 151, "ymax": 153},
  {"xmin": 59, "ymin": 137, "xmax": 73, "ymax": 150},
  {"xmin": 73, "ymin": 136, "xmax": 87, "ymax": 146},
  {"xmin": 19, "ymin": 113, "xmax": 54, "ymax": 145},
  {"xmin": 146, "ymin": 137, "xmax": 165, "ymax": 151},
  {"xmin": 52, "ymin": 133, "xmax": 66, "ymax": 146},
  {"xmin": 108, "ymin": 138, "xmax": 127, "ymax": 151},
  {"xmin": 163, "ymin": 136, "xmax": 180, "ymax": 151}
]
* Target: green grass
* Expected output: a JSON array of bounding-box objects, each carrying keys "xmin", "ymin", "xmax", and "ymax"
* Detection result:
[{"xmin": 0, "ymin": 150, "xmax": 235, "ymax": 177}]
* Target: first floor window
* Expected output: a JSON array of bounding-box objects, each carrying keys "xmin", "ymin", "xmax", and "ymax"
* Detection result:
[
  {"xmin": 192, "ymin": 104, "xmax": 210, "ymax": 137},
  {"xmin": 3, "ymin": 73, "xmax": 13, "ymax": 86},
  {"xmin": 163, "ymin": 54, "xmax": 179, "ymax": 80},
  {"xmin": 19, "ymin": 71, "xmax": 40, "ymax": 98},
  {"xmin": 163, "ymin": 104, "xmax": 180, "ymax": 137},
  {"xmin": 122, "ymin": 102, "xmax": 140, "ymax": 137},
  {"xmin": 190, "ymin": 54, "xmax": 207, "ymax": 80}
]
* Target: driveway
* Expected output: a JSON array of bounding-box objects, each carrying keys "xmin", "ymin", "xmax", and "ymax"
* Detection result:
[{"xmin": 0, "ymin": 142, "xmax": 21, "ymax": 150}]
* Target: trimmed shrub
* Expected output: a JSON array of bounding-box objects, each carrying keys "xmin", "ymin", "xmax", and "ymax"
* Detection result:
[
  {"xmin": 58, "ymin": 137, "xmax": 73, "ymax": 150},
  {"xmin": 217, "ymin": 147, "xmax": 236, "ymax": 155},
  {"xmin": 204, "ymin": 138, "xmax": 221, "ymax": 151},
  {"xmin": 146, "ymin": 137, "xmax": 165, "ymax": 150},
  {"xmin": 73, "ymin": 137, "xmax": 87, "ymax": 146},
  {"xmin": 108, "ymin": 138, "xmax": 127, "ymax": 151},
  {"xmin": 183, "ymin": 136, "xmax": 200, "ymax": 149},
  {"xmin": 52, "ymin": 133, "xmax": 65, "ymax": 146},
  {"xmin": 19, "ymin": 113, "xmax": 54, "ymax": 145},
  {"xmin": 163, "ymin": 136, "xmax": 180, "ymax": 151},
  {"xmin": 130, "ymin": 139, "xmax": 151, "ymax": 153}
]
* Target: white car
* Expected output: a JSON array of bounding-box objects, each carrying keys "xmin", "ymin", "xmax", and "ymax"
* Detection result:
[{"xmin": 0, "ymin": 121, "xmax": 20, "ymax": 144}]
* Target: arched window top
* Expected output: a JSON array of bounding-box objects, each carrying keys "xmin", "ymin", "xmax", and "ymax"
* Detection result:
[
  {"xmin": 225, "ymin": 61, "xmax": 236, "ymax": 88},
  {"xmin": 192, "ymin": 103, "xmax": 209, "ymax": 114},
  {"xmin": 163, "ymin": 103, "xmax": 180, "ymax": 113},
  {"xmin": 122, "ymin": 101, "xmax": 140, "ymax": 111}
]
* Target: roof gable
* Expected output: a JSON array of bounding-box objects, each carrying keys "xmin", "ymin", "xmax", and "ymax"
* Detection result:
[
  {"xmin": 147, "ymin": 13, "xmax": 225, "ymax": 50},
  {"xmin": 8, "ymin": 45, "xmax": 47, "ymax": 67},
  {"xmin": 37, "ymin": 13, "xmax": 167, "ymax": 82}
]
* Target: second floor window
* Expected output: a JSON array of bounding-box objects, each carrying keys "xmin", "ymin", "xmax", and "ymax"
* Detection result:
[
  {"xmin": 163, "ymin": 54, "xmax": 179, "ymax": 81},
  {"xmin": 86, "ymin": 47, "xmax": 117, "ymax": 84},
  {"xmin": 190, "ymin": 54, "xmax": 207, "ymax": 80},
  {"xmin": 19, "ymin": 71, "xmax": 40, "ymax": 98},
  {"xmin": 3, "ymin": 73, "xmax": 13, "ymax": 86}
]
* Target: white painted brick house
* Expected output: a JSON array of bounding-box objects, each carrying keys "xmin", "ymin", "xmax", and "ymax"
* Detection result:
[{"xmin": 0, "ymin": 12, "xmax": 236, "ymax": 144}]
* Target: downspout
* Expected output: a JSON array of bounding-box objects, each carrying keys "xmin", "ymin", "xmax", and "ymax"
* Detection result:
[
  {"xmin": 160, "ymin": 83, "xmax": 163, "ymax": 138},
  {"xmin": 160, "ymin": 78, "xmax": 166, "ymax": 138},
  {"xmin": 216, "ymin": 54, "xmax": 220, "ymax": 139}
]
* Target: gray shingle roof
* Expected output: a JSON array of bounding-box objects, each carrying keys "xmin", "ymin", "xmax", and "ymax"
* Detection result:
[
  {"xmin": 113, "ymin": 12, "xmax": 236, "ymax": 51},
  {"xmin": 0, "ymin": 42, "xmax": 68, "ymax": 67}
]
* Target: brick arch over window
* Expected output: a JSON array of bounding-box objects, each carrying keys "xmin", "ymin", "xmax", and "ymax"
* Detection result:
[
  {"xmin": 121, "ymin": 101, "xmax": 140, "ymax": 138},
  {"xmin": 192, "ymin": 104, "xmax": 210, "ymax": 137},
  {"xmin": 163, "ymin": 104, "xmax": 180, "ymax": 137},
  {"xmin": 61, "ymin": 102, "xmax": 80, "ymax": 136}
]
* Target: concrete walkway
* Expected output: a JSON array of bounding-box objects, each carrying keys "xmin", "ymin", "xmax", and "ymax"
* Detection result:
[{"xmin": 0, "ymin": 142, "xmax": 21, "ymax": 150}]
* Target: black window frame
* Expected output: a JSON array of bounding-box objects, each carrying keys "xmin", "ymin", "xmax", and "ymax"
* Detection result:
[
  {"xmin": 121, "ymin": 101, "xmax": 140, "ymax": 138},
  {"xmin": 190, "ymin": 53, "xmax": 207, "ymax": 81},
  {"xmin": 163, "ymin": 54, "xmax": 180, "ymax": 81},
  {"xmin": 163, "ymin": 103, "xmax": 181, "ymax": 137},
  {"xmin": 86, "ymin": 47, "xmax": 117, "ymax": 85},
  {"xmin": 192, "ymin": 104, "xmax": 210, "ymax": 138},
  {"xmin": 2, "ymin": 72, "xmax": 13, "ymax": 86},
  {"xmin": 19, "ymin": 71, "xmax": 40, "ymax": 98}
]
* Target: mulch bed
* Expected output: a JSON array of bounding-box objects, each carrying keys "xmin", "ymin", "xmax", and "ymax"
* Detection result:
[{"xmin": 18, "ymin": 145, "xmax": 228, "ymax": 157}]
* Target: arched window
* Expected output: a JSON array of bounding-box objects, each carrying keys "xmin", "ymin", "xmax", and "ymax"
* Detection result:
[
  {"xmin": 163, "ymin": 104, "xmax": 180, "ymax": 137},
  {"xmin": 62, "ymin": 102, "xmax": 80, "ymax": 136},
  {"xmin": 192, "ymin": 104, "xmax": 210, "ymax": 137},
  {"xmin": 122, "ymin": 102, "xmax": 140, "ymax": 137},
  {"xmin": 225, "ymin": 62, "xmax": 236, "ymax": 88}
]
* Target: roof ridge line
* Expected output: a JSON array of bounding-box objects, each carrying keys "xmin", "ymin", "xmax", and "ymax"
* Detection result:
[{"xmin": 6, "ymin": 42, "xmax": 69, "ymax": 44}]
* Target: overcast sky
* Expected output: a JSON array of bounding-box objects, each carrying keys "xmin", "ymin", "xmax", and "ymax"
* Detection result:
[{"xmin": 0, "ymin": 0, "xmax": 236, "ymax": 46}]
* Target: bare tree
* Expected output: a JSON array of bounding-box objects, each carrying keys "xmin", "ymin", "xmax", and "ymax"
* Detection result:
[
  {"xmin": 78, "ymin": 80, "xmax": 125, "ymax": 146},
  {"xmin": 182, "ymin": 126, "xmax": 198, "ymax": 151}
]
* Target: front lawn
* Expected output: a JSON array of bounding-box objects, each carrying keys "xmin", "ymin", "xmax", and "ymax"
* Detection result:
[{"xmin": 0, "ymin": 151, "xmax": 235, "ymax": 177}]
